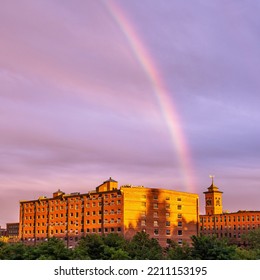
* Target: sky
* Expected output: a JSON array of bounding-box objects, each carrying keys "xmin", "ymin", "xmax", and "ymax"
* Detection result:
[{"xmin": 1, "ymin": 0, "xmax": 260, "ymax": 227}]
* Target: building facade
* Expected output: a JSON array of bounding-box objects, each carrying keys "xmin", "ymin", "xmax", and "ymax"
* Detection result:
[
  {"xmin": 19, "ymin": 178, "xmax": 199, "ymax": 247},
  {"xmin": 6, "ymin": 223, "xmax": 20, "ymax": 242},
  {"xmin": 199, "ymin": 181, "xmax": 260, "ymax": 245}
]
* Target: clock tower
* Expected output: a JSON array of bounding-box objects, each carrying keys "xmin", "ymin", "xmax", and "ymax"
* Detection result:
[{"xmin": 204, "ymin": 176, "xmax": 223, "ymax": 215}]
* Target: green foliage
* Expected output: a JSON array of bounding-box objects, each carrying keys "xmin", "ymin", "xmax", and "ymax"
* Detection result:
[
  {"xmin": 27, "ymin": 237, "xmax": 72, "ymax": 260},
  {"xmin": 191, "ymin": 235, "xmax": 237, "ymax": 260},
  {"xmin": 166, "ymin": 240, "xmax": 193, "ymax": 260},
  {"xmin": 73, "ymin": 234, "xmax": 104, "ymax": 259},
  {"xmin": 125, "ymin": 231, "xmax": 163, "ymax": 260},
  {"xmin": 242, "ymin": 228, "xmax": 260, "ymax": 250},
  {"xmin": 234, "ymin": 247, "xmax": 260, "ymax": 260},
  {"xmin": 1, "ymin": 232, "xmax": 260, "ymax": 260},
  {"xmin": 73, "ymin": 233, "xmax": 130, "ymax": 260},
  {"xmin": 0, "ymin": 242, "xmax": 29, "ymax": 260}
]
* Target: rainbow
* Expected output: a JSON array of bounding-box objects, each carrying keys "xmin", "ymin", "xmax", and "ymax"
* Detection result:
[{"xmin": 104, "ymin": 0, "xmax": 196, "ymax": 193}]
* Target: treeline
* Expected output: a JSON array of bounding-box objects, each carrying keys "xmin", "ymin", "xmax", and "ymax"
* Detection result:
[{"xmin": 0, "ymin": 229, "xmax": 260, "ymax": 260}]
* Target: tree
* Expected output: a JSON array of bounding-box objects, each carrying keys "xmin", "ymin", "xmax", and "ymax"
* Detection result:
[
  {"xmin": 0, "ymin": 242, "xmax": 29, "ymax": 260},
  {"xmin": 73, "ymin": 234, "xmax": 104, "ymax": 260},
  {"xmin": 125, "ymin": 231, "xmax": 163, "ymax": 260},
  {"xmin": 27, "ymin": 238, "xmax": 72, "ymax": 260},
  {"xmin": 101, "ymin": 233, "xmax": 130, "ymax": 260},
  {"xmin": 191, "ymin": 235, "xmax": 237, "ymax": 260},
  {"xmin": 242, "ymin": 228, "xmax": 260, "ymax": 250},
  {"xmin": 234, "ymin": 247, "xmax": 259, "ymax": 260},
  {"xmin": 166, "ymin": 240, "xmax": 193, "ymax": 260}
]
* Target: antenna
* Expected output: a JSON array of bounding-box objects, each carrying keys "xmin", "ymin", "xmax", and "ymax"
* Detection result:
[{"xmin": 209, "ymin": 174, "xmax": 215, "ymax": 184}]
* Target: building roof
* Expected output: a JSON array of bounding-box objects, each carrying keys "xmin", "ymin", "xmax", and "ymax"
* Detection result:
[
  {"xmin": 203, "ymin": 182, "xmax": 223, "ymax": 194},
  {"xmin": 103, "ymin": 177, "xmax": 117, "ymax": 183}
]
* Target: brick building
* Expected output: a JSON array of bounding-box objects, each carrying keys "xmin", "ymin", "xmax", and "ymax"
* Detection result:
[
  {"xmin": 19, "ymin": 177, "xmax": 199, "ymax": 247},
  {"xmin": 199, "ymin": 180, "xmax": 260, "ymax": 245},
  {"xmin": 6, "ymin": 223, "xmax": 20, "ymax": 242},
  {"xmin": 0, "ymin": 226, "xmax": 7, "ymax": 237}
]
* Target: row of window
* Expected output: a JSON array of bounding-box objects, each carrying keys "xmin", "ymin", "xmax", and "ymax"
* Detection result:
[
  {"xmin": 23, "ymin": 208, "xmax": 123, "ymax": 220},
  {"xmin": 150, "ymin": 203, "xmax": 182, "ymax": 210},
  {"xmin": 141, "ymin": 195, "xmax": 182, "ymax": 201},
  {"xmin": 25, "ymin": 212, "xmax": 184, "ymax": 222},
  {"xmin": 141, "ymin": 221, "xmax": 183, "ymax": 227},
  {"xmin": 204, "ymin": 232, "xmax": 244, "ymax": 239},
  {"xmin": 23, "ymin": 228, "xmax": 183, "ymax": 237},
  {"xmin": 23, "ymin": 227, "xmax": 123, "ymax": 236},
  {"xmin": 201, "ymin": 224, "xmax": 260, "ymax": 231},
  {"xmin": 23, "ymin": 201, "xmax": 122, "ymax": 213},
  {"xmin": 25, "ymin": 219, "xmax": 184, "ymax": 228},
  {"xmin": 201, "ymin": 215, "xmax": 260, "ymax": 223}
]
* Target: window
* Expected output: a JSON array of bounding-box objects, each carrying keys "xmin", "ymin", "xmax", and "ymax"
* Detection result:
[
  {"xmin": 166, "ymin": 229, "xmax": 171, "ymax": 236},
  {"xmin": 178, "ymin": 230, "xmax": 182, "ymax": 236},
  {"xmin": 166, "ymin": 204, "xmax": 170, "ymax": 210},
  {"xmin": 153, "ymin": 203, "xmax": 158, "ymax": 209},
  {"xmin": 153, "ymin": 212, "xmax": 158, "ymax": 218},
  {"xmin": 177, "ymin": 197, "xmax": 182, "ymax": 202},
  {"xmin": 178, "ymin": 213, "xmax": 182, "ymax": 219},
  {"xmin": 166, "ymin": 221, "xmax": 170, "ymax": 227},
  {"xmin": 178, "ymin": 239, "xmax": 183, "ymax": 245},
  {"xmin": 154, "ymin": 221, "xmax": 159, "ymax": 227},
  {"xmin": 141, "ymin": 220, "xmax": 146, "ymax": 226},
  {"xmin": 154, "ymin": 229, "xmax": 159, "ymax": 235},
  {"xmin": 153, "ymin": 195, "xmax": 158, "ymax": 200},
  {"xmin": 141, "ymin": 202, "xmax": 146, "ymax": 207},
  {"xmin": 178, "ymin": 221, "xmax": 182, "ymax": 227},
  {"xmin": 177, "ymin": 205, "xmax": 182, "ymax": 210},
  {"xmin": 166, "ymin": 212, "xmax": 170, "ymax": 218}
]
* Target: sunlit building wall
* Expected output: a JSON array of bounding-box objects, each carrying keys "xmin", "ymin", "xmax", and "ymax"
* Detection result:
[{"xmin": 19, "ymin": 178, "xmax": 199, "ymax": 247}]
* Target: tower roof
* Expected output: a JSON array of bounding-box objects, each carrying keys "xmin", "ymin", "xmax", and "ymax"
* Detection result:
[
  {"xmin": 208, "ymin": 183, "xmax": 219, "ymax": 191},
  {"xmin": 203, "ymin": 182, "xmax": 223, "ymax": 194},
  {"xmin": 103, "ymin": 177, "xmax": 117, "ymax": 183}
]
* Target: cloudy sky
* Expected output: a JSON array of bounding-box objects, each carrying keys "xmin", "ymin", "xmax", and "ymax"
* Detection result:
[{"xmin": 1, "ymin": 0, "xmax": 260, "ymax": 226}]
